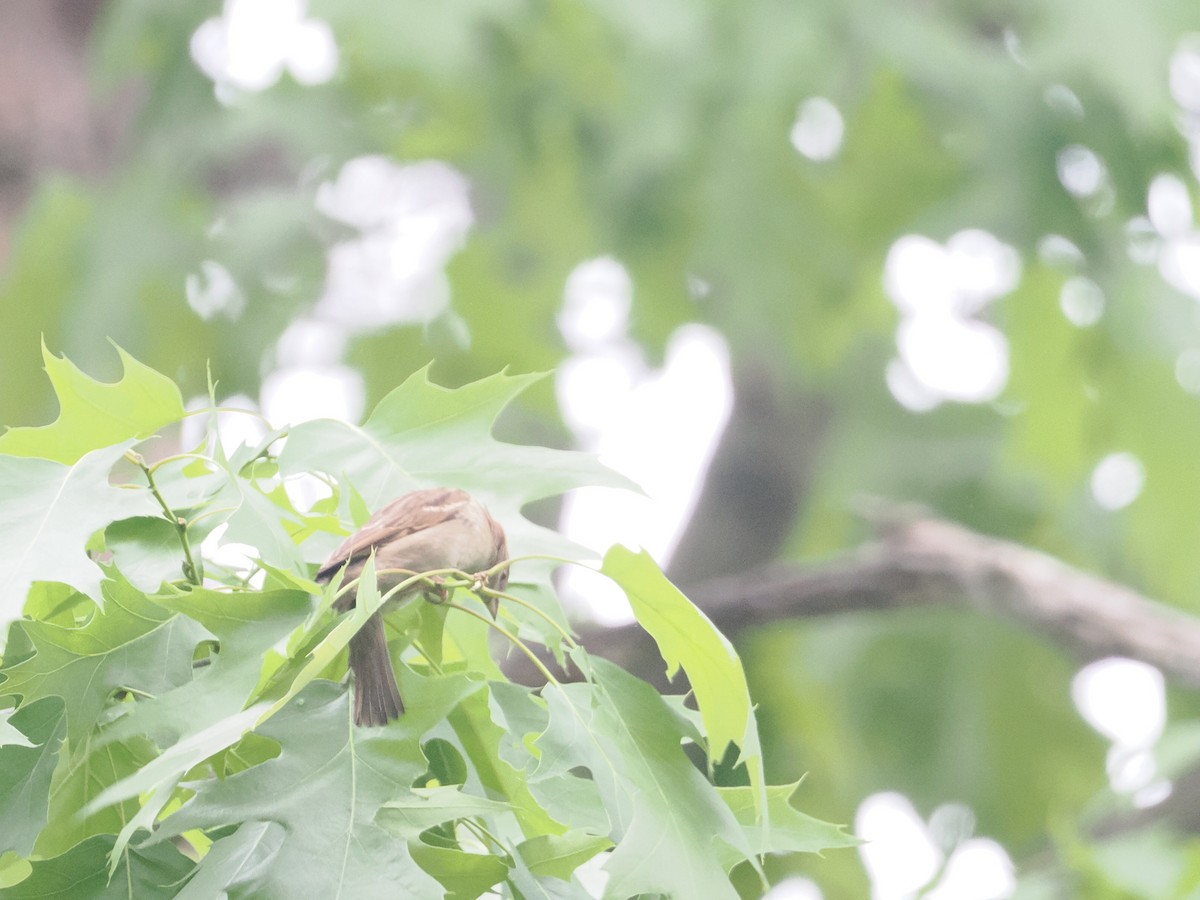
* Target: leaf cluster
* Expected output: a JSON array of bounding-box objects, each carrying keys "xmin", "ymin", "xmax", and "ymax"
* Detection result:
[{"xmin": 0, "ymin": 348, "xmax": 852, "ymax": 898}]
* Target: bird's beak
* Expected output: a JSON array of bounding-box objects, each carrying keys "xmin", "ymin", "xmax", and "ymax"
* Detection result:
[{"xmin": 485, "ymin": 595, "xmax": 500, "ymax": 619}]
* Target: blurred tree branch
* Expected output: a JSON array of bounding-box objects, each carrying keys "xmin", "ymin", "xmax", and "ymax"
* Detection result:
[{"xmin": 575, "ymin": 503, "xmax": 1200, "ymax": 690}]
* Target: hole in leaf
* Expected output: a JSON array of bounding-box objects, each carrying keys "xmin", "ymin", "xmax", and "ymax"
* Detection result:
[
  {"xmin": 711, "ymin": 740, "xmax": 749, "ymax": 788},
  {"xmin": 192, "ymin": 639, "xmax": 220, "ymax": 668},
  {"xmin": 416, "ymin": 737, "xmax": 468, "ymax": 787},
  {"xmin": 419, "ymin": 823, "xmax": 458, "ymax": 849}
]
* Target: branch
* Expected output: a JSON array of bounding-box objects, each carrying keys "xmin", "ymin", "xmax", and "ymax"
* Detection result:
[{"xmin": 574, "ymin": 507, "xmax": 1200, "ymax": 688}]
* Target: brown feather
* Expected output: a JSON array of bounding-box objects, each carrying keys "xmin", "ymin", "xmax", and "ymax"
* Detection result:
[
  {"xmin": 348, "ymin": 613, "xmax": 404, "ymax": 725},
  {"xmin": 314, "ymin": 487, "xmax": 508, "ymax": 726},
  {"xmin": 316, "ymin": 489, "xmax": 466, "ymax": 585}
]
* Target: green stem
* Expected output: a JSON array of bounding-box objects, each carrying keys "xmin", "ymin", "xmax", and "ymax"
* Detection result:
[
  {"xmin": 146, "ymin": 451, "xmax": 220, "ymax": 475},
  {"xmin": 479, "ymin": 586, "xmax": 579, "ymax": 649},
  {"xmin": 481, "ymin": 553, "xmax": 592, "ymax": 578},
  {"xmin": 457, "ymin": 818, "xmax": 510, "ymax": 859},
  {"xmin": 412, "ymin": 641, "xmax": 446, "ymax": 675},
  {"xmin": 180, "ymin": 404, "xmax": 280, "ymax": 429},
  {"xmin": 331, "ymin": 567, "xmax": 467, "ymax": 608},
  {"xmin": 126, "ymin": 451, "xmax": 203, "ymax": 585},
  {"xmin": 445, "ymin": 601, "xmax": 561, "ymax": 687}
]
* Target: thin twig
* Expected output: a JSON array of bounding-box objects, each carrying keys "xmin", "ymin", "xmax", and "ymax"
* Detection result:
[{"xmin": 125, "ymin": 451, "xmax": 203, "ymax": 585}]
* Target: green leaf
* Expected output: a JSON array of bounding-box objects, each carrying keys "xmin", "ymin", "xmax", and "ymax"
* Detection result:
[
  {"xmin": 0, "ymin": 576, "xmax": 204, "ymax": 745},
  {"xmin": 421, "ymin": 737, "xmax": 469, "ymax": 786},
  {"xmin": 0, "ymin": 341, "xmax": 184, "ymax": 465},
  {"xmin": 104, "ymin": 585, "xmax": 312, "ymax": 750},
  {"xmin": 0, "ymin": 834, "xmax": 192, "ymax": 899},
  {"xmin": 376, "ymin": 785, "xmax": 513, "ymax": 838},
  {"xmin": 601, "ymin": 545, "xmax": 765, "ymax": 814},
  {"xmin": 79, "ymin": 586, "xmax": 310, "ymax": 864},
  {"xmin": 259, "ymin": 554, "xmax": 387, "ymax": 722},
  {"xmin": 171, "ymin": 822, "xmax": 285, "ymax": 900},
  {"xmin": 718, "ymin": 783, "xmax": 859, "ymax": 856},
  {"xmin": 92, "ymin": 703, "xmax": 271, "ymax": 873},
  {"xmin": 103, "ymin": 517, "xmax": 186, "ymax": 592},
  {"xmin": 205, "ymin": 462, "xmax": 311, "ymax": 572},
  {"xmin": 280, "ymin": 368, "xmax": 631, "ymax": 511},
  {"xmin": 0, "ymin": 709, "xmax": 36, "ymax": 749},
  {"xmin": 503, "ymin": 858, "xmax": 596, "ymax": 900},
  {"xmin": 0, "ymin": 853, "xmax": 32, "ymax": 890},
  {"xmin": 0, "ymin": 699, "xmax": 65, "ymax": 856},
  {"xmin": 450, "ymin": 685, "xmax": 566, "ymax": 840},
  {"xmin": 517, "ymin": 830, "xmax": 612, "ymax": 879},
  {"xmin": 407, "ymin": 844, "xmax": 508, "ymax": 900},
  {"xmin": 154, "ymin": 679, "xmax": 477, "ymax": 898},
  {"xmin": 532, "ymin": 658, "xmax": 755, "ymax": 900},
  {"xmin": 36, "ymin": 732, "xmax": 158, "ymax": 858},
  {"xmin": 0, "ymin": 443, "xmax": 156, "ymax": 623}
]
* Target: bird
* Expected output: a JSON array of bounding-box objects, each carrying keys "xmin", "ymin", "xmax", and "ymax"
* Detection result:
[{"xmin": 315, "ymin": 487, "xmax": 509, "ymax": 726}]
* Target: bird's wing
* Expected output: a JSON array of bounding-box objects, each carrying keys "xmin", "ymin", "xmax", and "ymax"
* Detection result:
[{"xmin": 315, "ymin": 487, "xmax": 466, "ymax": 582}]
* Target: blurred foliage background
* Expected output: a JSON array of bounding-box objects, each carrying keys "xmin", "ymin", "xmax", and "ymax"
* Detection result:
[{"xmin": 5, "ymin": 0, "xmax": 1200, "ymax": 896}]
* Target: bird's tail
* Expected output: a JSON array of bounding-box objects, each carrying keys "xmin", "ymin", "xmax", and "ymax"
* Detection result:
[{"xmin": 348, "ymin": 612, "xmax": 404, "ymax": 726}]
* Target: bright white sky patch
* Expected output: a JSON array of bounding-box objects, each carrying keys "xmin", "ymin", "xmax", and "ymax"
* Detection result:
[
  {"xmin": 1170, "ymin": 37, "xmax": 1200, "ymax": 112},
  {"xmin": 858, "ymin": 794, "xmax": 1016, "ymax": 900},
  {"xmin": 945, "ymin": 230, "xmax": 1021, "ymax": 314},
  {"xmin": 201, "ymin": 522, "xmax": 264, "ymax": 588},
  {"xmin": 1073, "ymin": 658, "xmax": 1165, "ymax": 748},
  {"xmin": 1090, "ymin": 452, "xmax": 1145, "ymax": 509},
  {"xmin": 885, "ymin": 358, "xmax": 942, "ymax": 412},
  {"xmin": 882, "ymin": 230, "xmax": 1017, "ymax": 410},
  {"xmin": 315, "ymin": 157, "xmax": 473, "ymax": 330},
  {"xmin": 557, "ymin": 349, "xmax": 640, "ymax": 438},
  {"xmin": 857, "ymin": 793, "xmax": 942, "ymax": 899},
  {"xmin": 885, "ymin": 235, "xmax": 958, "ymax": 319},
  {"xmin": 592, "ymin": 325, "xmax": 732, "ymax": 562},
  {"xmin": 1176, "ymin": 348, "xmax": 1200, "ymax": 393},
  {"xmin": 763, "ymin": 876, "xmax": 824, "ymax": 900},
  {"xmin": 555, "ymin": 255, "xmax": 733, "ymax": 627},
  {"xmin": 557, "ymin": 322, "xmax": 732, "ymax": 625},
  {"xmin": 1057, "ymin": 145, "xmax": 1108, "ymax": 198},
  {"xmin": 185, "ymin": 260, "xmax": 246, "ymax": 321},
  {"xmin": 790, "ymin": 97, "xmax": 845, "ymax": 162},
  {"xmin": 1059, "ymin": 276, "xmax": 1105, "ymax": 327},
  {"xmin": 183, "ymin": 393, "xmax": 267, "ymax": 457},
  {"xmin": 1037, "ymin": 234, "xmax": 1085, "ymax": 268},
  {"xmin": 191, "ymin": 0, "xmax": 337, "ymax": 98},
  {"xmin": 560, "ymin": 257, "xmax": 634, "ymax": 350},
  {"xmin": 282, "ymin": 472, "xmax": 333, "ymax": 515},
  {"xmin": 1148, "ymin": 173, "xmax": 1194, "ymax": 237},
  {"xmin": 925, "ymin": 838, "xmax": 1016, "ymax": 900},
  {"xmin": 1073, "ymin": 657, "xmax": 1168, "ymax": 802},
  {"xmin": 260, "ymin": 364, "xmax": 364, "ymax": 427},
  {"xmin": 276, "ymin": 316, "xmax": 347, "ymax": 366},
  {"xmin": 896, "ymin": 317, "xmax": 1009, "ymax": 404},
  {"xmin": 1158, "ymin": 232, "xmax": 1200, "ymax": 299}
]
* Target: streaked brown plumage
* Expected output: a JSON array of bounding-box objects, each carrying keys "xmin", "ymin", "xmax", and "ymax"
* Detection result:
[{"xmin": 315, "ymin": 487, "xmax": 509, "ymax": 726}]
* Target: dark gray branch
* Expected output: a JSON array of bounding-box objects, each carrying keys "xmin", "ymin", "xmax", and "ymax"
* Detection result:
[{"xmin": 575, "ymin": 508, "xmax": 1200, "ymax": 689}]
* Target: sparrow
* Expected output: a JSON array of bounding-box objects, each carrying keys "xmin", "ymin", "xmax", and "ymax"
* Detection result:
[{"xmin": 315, "ymin": 487, "xmax": 509, "ymax": 726}]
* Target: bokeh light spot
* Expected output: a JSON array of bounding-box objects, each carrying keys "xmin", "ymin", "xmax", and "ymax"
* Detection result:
[
  {"xmin": 1090, "ymin": 452, "xmax": 1145, "ymax": 509},
  {"xmin": 790, "ymin": 97, "xmax": 844, "ymax": 161}
]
